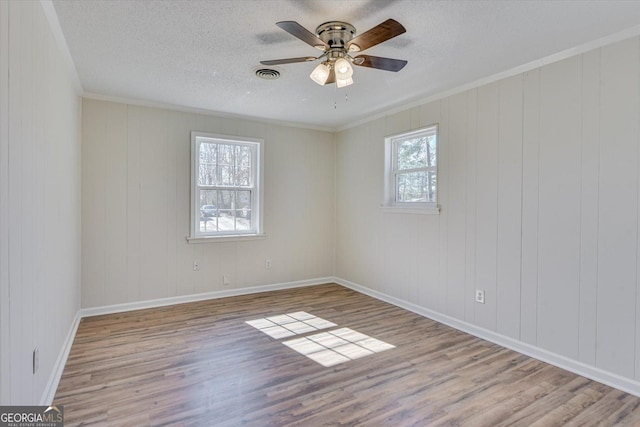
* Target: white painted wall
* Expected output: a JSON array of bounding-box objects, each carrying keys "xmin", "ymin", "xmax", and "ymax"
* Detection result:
[
  {"xmin": 0, "ymin": 1, "xmax": 82, "ymax": 404},
  {"xmin": 335, "ymin": 36, "xmax": 640, "ymax": 383},
  {"xmin": 80, "ymin": 99, "xmax": 335, "ymax": 308}
]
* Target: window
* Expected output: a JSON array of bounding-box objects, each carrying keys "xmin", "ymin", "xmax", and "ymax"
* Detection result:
[
  {"xmin": 189, "ymin": 132, "xmax": 263, "ymax": 240},
  {"xmin": 384, "ymin": 125, "xmax": 438, "ymax": 212}
]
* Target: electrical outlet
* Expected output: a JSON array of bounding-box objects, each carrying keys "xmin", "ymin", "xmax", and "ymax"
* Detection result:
[
  {"xmin": 193, "ymin": 261, "xmax": 199, "ymax": 271},
  {"xmin": 223, "ymin": 275, "xmax": 231, "ymax": 286},
  {"xmin": 475, "ymin": 289, "xmax": 485, "ymax": 304},
  {"xmin": 33, "ymin": 346, "xmax": 39, "ymax": 374},
  {"xmin": 265, "ymin": 258, "xmax": 272, "ymax": 269}
]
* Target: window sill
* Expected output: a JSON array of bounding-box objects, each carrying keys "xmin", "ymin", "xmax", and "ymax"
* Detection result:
[
  {"xmin": 380, "ymin": 205, "xmax": 440, "ymax": 215},
  {"xmin": 186, "ymin": 233, "xmax": 267, "ymax": 243}
]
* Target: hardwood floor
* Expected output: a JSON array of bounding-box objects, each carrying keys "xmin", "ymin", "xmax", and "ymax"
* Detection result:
[{"xmin": 54, "ymin": 284, "xmax": 640, "ymax": 426}]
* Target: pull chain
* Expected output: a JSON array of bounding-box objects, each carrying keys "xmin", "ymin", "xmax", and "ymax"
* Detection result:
[{"xmin": 333, "ymin": 87, "xmax": 350, "ymax": 109}]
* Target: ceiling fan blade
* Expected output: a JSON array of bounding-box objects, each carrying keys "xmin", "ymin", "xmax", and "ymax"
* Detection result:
[
  {"xmin": 260, "ymin": 57, "xmax": 316, "ymax": 66},
  {"xmin": 353, "ymin": 55, "xmax": 407, "ymax": 72},
  {"xmin": 347, "ymin": 19, "xmax": 406, "ymax": 52},
  {"xmin": 276, "ymin": 21, "xmax": 329, "ymax": 50}
]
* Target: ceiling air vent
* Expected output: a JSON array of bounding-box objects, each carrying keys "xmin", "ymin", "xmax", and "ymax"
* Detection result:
[{"xmin": 255, "ymin": 68, "xmax": 281, "ymax": 80}]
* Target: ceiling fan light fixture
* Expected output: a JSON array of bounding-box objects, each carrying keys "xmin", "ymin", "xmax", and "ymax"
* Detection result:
[
  {"xmin": 310, "ymin": 62, "xmax": 331, "ymax": 85},
  {"xmin": 334, "ymin": 58, "xmax": 353, "ymax": 80},
  {"xmin": 336, "ymin": 77, "xmax": 353, "ymax": 88}
]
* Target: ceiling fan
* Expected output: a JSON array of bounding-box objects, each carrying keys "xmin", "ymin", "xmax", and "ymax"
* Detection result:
[{"xmin": 260, "ymin": 19, "xmax": 408, "ymax": 87}]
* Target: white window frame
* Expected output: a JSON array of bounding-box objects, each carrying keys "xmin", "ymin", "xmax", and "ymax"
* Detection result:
[
  {"xmin": 188, "ymin": 131, "xmax": 265, "ymax": 242},
  {"xmin": 383, "ymin": 125, "xmax": 439, "ymax": 214}
]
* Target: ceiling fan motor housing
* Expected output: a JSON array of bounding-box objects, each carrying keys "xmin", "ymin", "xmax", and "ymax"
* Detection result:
[{"xmin": 315, "ymin": 21, "xmax": 356, "ymax": 50}]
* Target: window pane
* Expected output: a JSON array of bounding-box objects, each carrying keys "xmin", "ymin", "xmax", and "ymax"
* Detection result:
[
  {"xmin": 199, "ymin": 164, "xmax": 215, "ymax": 185},
  {"xmin": 218, "ymin": 215, "xmax": 235, "ymax": 231},
  {"xmin": 217, "ymin": 190, "xmax": 236, "ymax": 231},
  {"xmin": 199, "ymin": 190, "xmax": 217, "ymax": 214},
  {"xmin": 396, "ymin": 171, "xmax": 430, "ymax": 202},
  {"xmin": 199, "ymin": 142, "xmax": 217, "ymax": 163},
  {"xmin": 200, "ymin": 216, "xmax": 217, "ymax": 232},
  {"xmin": 199, "ymin": 143, "xmax": 217, "ymax": 185},
  {"xmin": 236, "ymin": 191, "xmax": 251, "ymax": 230},
  {"xmin": 427, "ymin": 135, "xmax": 437, "ymax": 167},
  {"xmin": 199, "ymin": 190, "xmax": 218, "ymax": 232},
  {"xmin": 218, "ymin": 144, "xmax": 233, "ymax": 166},
  {"xmin": 235, "ymin": 167, "xmax": 251, "ymax": 186},
  {"xmin": 397, "ymin": 137, "xmax": 427, "ymax": 170},
  {"xmin": 237, "ymin": 190, "xmax": 251, "ymax": 210},
  {"xmin": 236, "ymin": 145, "xmax": 252, "ymax": 168},
  {"xmin": 427, "ymin": 170, "xmax": 437, "ymax": 202},
  {"xmin": 217, "ymin": 190, "xmax": 235, "ymax": 210},
  {"xmin": 236, "ymin": 210, "xmax": 251, "ymax": 231},
  {"xmin": 220, "ymin": 165, "xmax": 233, "ymax": 186}
]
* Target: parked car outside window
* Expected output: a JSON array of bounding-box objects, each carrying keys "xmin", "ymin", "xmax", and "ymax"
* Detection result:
[{"xmin": 200, "ymin": 205, "xmax": 217, "ymax": 217}]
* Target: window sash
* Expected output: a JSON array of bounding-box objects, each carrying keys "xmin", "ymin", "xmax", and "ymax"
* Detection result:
[
  {"xmin": 394, "ymin": 168, "xmax": 437, "ymax": 203},
  {"xmin": 197, "ymin": 140, "xmax": 255, "ymax": 187}
]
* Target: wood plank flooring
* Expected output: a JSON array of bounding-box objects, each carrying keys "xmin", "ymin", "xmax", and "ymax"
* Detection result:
[{"xmin": 54, "ymin": 284, "xmax": 640, "ymax": 426}]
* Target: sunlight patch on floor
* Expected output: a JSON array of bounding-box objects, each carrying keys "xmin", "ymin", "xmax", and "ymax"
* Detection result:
[
  {"xmin": 246, "ymin": 312, "xmax": 395, "ymax": 367},
  {"xmin": 283, "ymin": 327, "xmax": 395, "ymax": 367},
  {"xmin": 245, "ymin": 311, "xmax": 337, "ymax": 339}
]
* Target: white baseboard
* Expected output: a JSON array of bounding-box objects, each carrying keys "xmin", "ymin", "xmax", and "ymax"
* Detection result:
[
  {"xmin": 40, "ymin": 310, "xmax": 81, "ymax": 405},
  {"xmin": 80, "ymin": 277, "xmax": 334, "ymax": 318},
  {"xmin": 334, "ymin": 277, "xmax": 640, "ymax": 398}
]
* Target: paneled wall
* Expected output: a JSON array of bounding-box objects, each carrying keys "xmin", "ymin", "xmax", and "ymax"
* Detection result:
[
  {"xmin": 335, "ymin": 36, "xmax": 640, "ymax": 382},
  {"xmin": 0, "ymin": 1, "xmax": 82, "ymax": 404},
  {"xmin": 81, "ymin": 99, "xmax": 335, "ymax": 308}
]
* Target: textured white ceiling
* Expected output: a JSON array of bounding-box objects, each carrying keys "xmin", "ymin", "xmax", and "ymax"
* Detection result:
[{"xmin": 52, "ymin": 0, "xmax": 640, "ymax": 129}]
